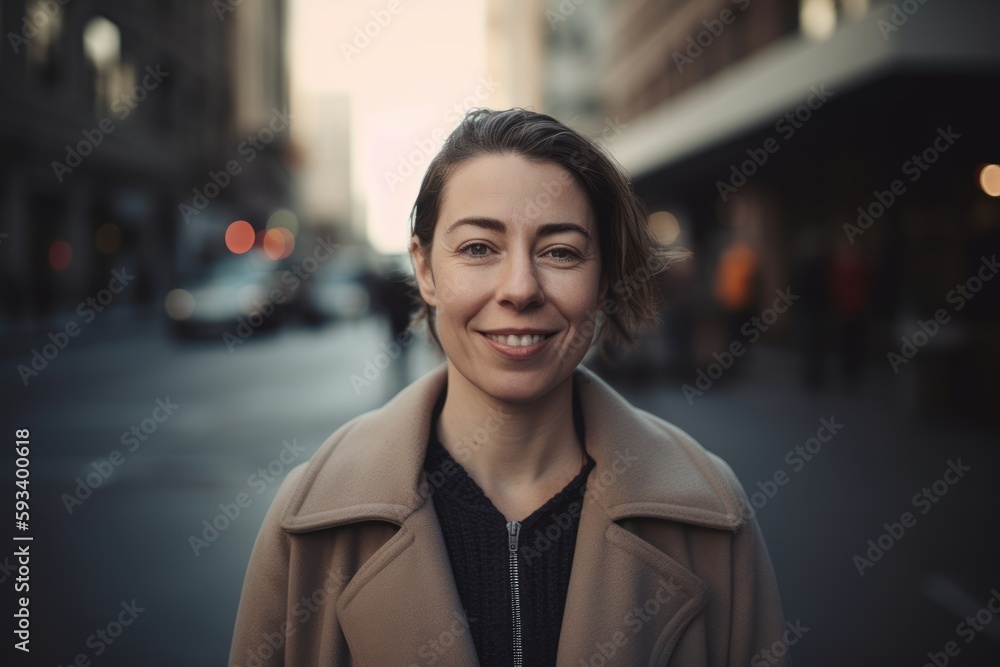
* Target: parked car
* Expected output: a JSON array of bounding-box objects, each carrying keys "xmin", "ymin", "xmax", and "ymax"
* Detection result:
[{"xmin": 166, "ymin": 251, "xmax": 294, "ymax": 339}]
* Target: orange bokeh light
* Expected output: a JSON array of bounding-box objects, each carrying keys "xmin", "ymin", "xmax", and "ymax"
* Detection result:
[
  {"xmin": 95, "ymin": 223, "xmax": 122, "ymax": 255},
  {"xmin": 263, "ymin": 227, "xmax": 295, "ymax": 260},
  {"xmin": 979, "ymin": 164, "xmax": 1000, "ymax": 197},
  {"xmin": 225, "ymin": 220, "xmax": 255, "ymax": 254},
  {"xmin": 48, "ymin": 240, "xmax": 73, "ymax": 271}
]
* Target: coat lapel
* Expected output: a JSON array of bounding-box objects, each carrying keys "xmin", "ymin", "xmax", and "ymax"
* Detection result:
[
  {"xmin": 553, "ymin": 365, "xmax": 739, "ymax": 665},
  {"xmin": 335, "ymin": 501, "xmax": 481, "ymax": 666},
  {"xmin": 554, "ymin": 501, "xmax": 708, "ymax": 666}
]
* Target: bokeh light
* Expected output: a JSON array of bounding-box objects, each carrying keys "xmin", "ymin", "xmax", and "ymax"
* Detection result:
[
  {"xmin": 263, "ymin": 227, "xmax": 296, "ymax": 260},
  {"xmin": 48, "ymin": 240, "xmax": 73, "ymax": 271},
  {"xmin": 225, "ymin": 220, "xmax": 255, "ymax": 254},
  {"xmin": 266, "ymin": 209, "xmax": 299, "ymax": 236},
  {"xmin": 648, "ymin": 211, "xmax": 681, "ymax": 245},
  {"xmin": 800, "ymin": 0, "xmax": 837, "ymax": 41},
  {"xmin": 164, "ymin": 289, "xmax": 196, "ymax": 320},
  {"xmin": 978, "ymin": 164, "xmax": 1000, "ymax": 197},
  {"xmin": 95, "ymin": 223, "xmax": 121, "ymax": 255}
]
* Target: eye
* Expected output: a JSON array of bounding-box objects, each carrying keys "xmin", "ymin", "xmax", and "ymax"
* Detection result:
[
  {"xmin": 460, "ymin": 242, "xmax": 493, "ymax": 259},
  {"xmin": 545, "ymin": 247, "xmax": 582, "ymax": 263}
]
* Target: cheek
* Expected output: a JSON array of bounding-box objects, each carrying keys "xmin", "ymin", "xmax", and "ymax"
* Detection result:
[
  {"xmin": 434, "ymin": 274, "xmax": 490, "ymax": 321},
  {"xmin": 428, "ymin": 257, "xmax": 472, "ymax": 310},
  {"xmin": 550, "ymin": 269, "xmax": 602, "ymax": 313}
]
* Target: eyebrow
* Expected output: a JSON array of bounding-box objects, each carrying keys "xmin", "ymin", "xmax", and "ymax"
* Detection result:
[{"xmin": 444, "ymin": 216, "xmax": 591, "ymax": 241}]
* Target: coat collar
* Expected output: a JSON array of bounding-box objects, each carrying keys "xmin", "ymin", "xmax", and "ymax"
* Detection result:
[{"xmin": 280, "ymin": 361, "xmax": 744, "ymax": 533}]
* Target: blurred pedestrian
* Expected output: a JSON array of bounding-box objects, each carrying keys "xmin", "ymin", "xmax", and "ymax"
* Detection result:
[
  {"xmin": 713, "ymin": 237, "xmax": 760, "ymax": 378},
  {"xmin": 791, "ymin": 226, "xmax": 831, "ymax": 389},
  {"xmin": 371, "ymin": 266, "xmax": 417, "ymax": 389},
  {"xmin": 828, "ymin": 237, "xmax": 872, "ymax": 388}
]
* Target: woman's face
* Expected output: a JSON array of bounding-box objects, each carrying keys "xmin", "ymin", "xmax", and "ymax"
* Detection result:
[{"xmin": 411, "ymin": 153, "xmax": 607, "ymax": 403}]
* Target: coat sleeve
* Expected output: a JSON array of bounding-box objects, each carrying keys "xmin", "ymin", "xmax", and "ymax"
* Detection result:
[
  {"xmin": 712, "ymin": 455, "xmax": 794, "ymax": 667},
  {"xmin": 228, "ymin": 462, "xmax": 307, "ymax": 667}
]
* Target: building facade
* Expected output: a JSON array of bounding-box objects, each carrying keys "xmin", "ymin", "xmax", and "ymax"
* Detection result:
[{"xmin": 0, "ymin": 0, "xmax": 290, "ymax": 324}]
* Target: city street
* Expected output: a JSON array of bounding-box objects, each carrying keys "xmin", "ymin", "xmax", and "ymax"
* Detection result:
[
  {"xmin": 4, "ymin": 311, "xmax": 998, "ymax": 666},
  {"xmin": 4, "ymin": 1, "xmax": 1000, "ymax": 665}
]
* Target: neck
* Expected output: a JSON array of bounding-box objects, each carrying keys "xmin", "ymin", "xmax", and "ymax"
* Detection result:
[{"xmin": 435, "ymin": 362, "xmax": 585, "ymax": 503}]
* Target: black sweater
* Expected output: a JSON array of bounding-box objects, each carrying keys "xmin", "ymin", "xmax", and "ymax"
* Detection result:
[{"xmin": 422, "ymin": 387, "xmax": 596, "ymax": 666}]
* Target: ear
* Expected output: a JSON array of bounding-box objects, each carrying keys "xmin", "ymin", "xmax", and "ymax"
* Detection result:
[{"xmin": 410, "ymin": 235, "xmax": 438, "ymax": 307}]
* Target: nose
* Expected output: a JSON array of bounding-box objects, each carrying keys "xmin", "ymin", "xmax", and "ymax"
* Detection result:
[{"xmin": 496, "ymin": 250, "xmax": 545, "ymax": 310}]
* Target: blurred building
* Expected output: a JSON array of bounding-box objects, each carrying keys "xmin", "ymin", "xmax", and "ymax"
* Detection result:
[
  {"xmin": 0, "ymin": 0, "xmax": 291, "ymax": 323},
  {"xmin": 546, "ymin": 0, "xmax": 1000, "ymax": 422},
  {"xmin": 292, "ymin": 92, "xmax": 353, "ymax": 236},
  {"xmin": 486, "ymin": 0, "xmax": 546, "ymax": 115}
]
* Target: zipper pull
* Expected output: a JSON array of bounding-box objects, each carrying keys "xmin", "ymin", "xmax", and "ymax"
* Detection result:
[{"xmin": 506, "ymin": 520, "xmax": 521, "ymax": 552}]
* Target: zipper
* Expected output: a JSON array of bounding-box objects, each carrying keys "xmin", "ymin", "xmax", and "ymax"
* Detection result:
[{"xmin": 507, "ymin": 520, "xmax": 523, "ymax": 667}]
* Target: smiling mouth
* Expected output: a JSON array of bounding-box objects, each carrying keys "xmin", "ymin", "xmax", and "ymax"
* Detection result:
[{"xmin": 482, "ymin": 332, "xmax": 553, "ymax": 347}]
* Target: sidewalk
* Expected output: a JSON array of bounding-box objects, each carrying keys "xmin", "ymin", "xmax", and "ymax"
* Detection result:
[{"xmin": 604, "ymin": 344, "xmax": 1000, "ymax": 666}]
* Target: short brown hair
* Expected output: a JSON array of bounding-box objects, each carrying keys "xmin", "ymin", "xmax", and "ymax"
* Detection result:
[{"xmin": 407, "ymin": 107, "xmax": 689, "ymax": 363}]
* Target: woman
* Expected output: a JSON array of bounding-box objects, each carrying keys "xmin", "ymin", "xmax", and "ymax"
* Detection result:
[{"xmin": 230, "ymin": 108, "xmax": 789, "ymax": 666}]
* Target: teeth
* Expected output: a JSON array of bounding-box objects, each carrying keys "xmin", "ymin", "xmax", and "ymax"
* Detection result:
[{"xmin": 486, "ymin": 333, "xmax": 548, "ymax": 347}]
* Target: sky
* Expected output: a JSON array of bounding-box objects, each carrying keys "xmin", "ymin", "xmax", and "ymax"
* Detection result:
[{"xmin": 288, "ymin": 0, "xmax": 494, "ymax": 254}]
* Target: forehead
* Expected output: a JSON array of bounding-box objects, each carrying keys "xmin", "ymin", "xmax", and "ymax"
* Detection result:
[{"xmin": 437, "ymin": 153, "xmax": 594, "ymax": 233}]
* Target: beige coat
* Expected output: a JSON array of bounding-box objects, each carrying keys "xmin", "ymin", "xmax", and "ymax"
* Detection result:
[{"xmin": 229, "ymin": 362, "xmax": 790, "ymax": 666}]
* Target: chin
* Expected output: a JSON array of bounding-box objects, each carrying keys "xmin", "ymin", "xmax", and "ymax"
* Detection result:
[
  {"xmin": 482, "ymin": 381, "xmax": 549, "ymax": 404},
  {"xmin": 466, "ymin": 363, "xmax": 569, "ymax": 404}
]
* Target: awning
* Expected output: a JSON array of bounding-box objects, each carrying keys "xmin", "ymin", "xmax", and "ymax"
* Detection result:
[{"xmin": 612, "ymin": 1, "xmax": 1000, "ymax": 179}]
